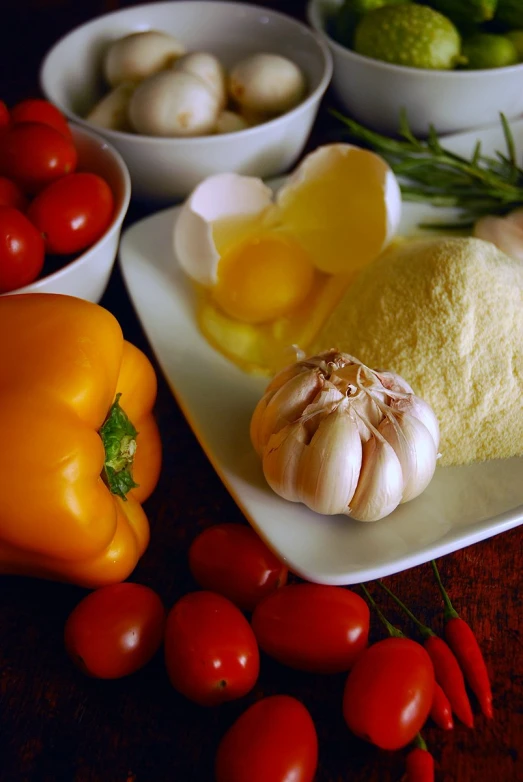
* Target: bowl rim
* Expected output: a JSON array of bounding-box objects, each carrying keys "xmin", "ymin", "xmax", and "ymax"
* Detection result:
[
  {"xmin": 306, "ymin": 0, "xmax": 523, "ymax": 78},
  {"xmin": 40, "ymin": 0, "xmax": 334, "ymax": 146},
  {"xmin": 9, "ymin": 123, "xmax": 131, "ymax": 296}
]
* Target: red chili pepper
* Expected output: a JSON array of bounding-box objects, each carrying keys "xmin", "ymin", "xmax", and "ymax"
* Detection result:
[
  {"xmin": 431, "ymin": 559, "xmax": 493, "ymax": 720},
  {"xmin": 423, "ymin": 635, "xmax": 473, "ymax": 728},
  {"xmin": 430, "ymin": 681, "xmax": 453, "ymax": 730},
  {"xmin": 378, "ymin": 581, "xmax": 474, "ymax": 728},
  {"xmin": 405, "ymin": 735, "xmax": 434, "ymax": 782}
]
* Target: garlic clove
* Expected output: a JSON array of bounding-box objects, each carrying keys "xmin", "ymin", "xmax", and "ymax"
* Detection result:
[
  {"xmin": 297, "ymin": 403, "xmax": 362, "ymax": 515},
  {"xmin": 473, "ymin": 215, "xmax": 523, "ymax": 261},
  {"xmin": 250, "ymin": 393, "xmax": 271, "ymax": 457},
  {"xmin": 378, "ymin": 411, "xmax": 438, "ymax": 503},
  {"xmin": 351, "ymin": 388, "xmax": 386, "ymax": 443},
  {"xmin": 262, "ymin": 422, "xmax": 308, "ymax": 503},
  {"xmin": 375, "ymin": 370, "xmax": 414, "ymax": 395},
  {"xmin": 251, "ymin": 368, "xmax": 324, "ymax": 455},
  {"xmin": 390, "ymin": 394, "xmax": 440, "ymax": 451},
  {"xmin": 348, "ymin": 434, "xmax": 404, "ymax": 522},
  {"xmin": 506, "ymin": 206, "xmax": 523, "ymax": 231},
  {"xmin": 299, "ymin": 383, "xmax": 345, "ymax": 438},
  {"xmin": 265, "ymin": 361, "xmax": 310, "ymax": 395}
]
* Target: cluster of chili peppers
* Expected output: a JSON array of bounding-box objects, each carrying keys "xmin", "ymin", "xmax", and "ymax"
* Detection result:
[{"xmin": 362, "ymin": 558, "xmax": 493, "ymax": 782}]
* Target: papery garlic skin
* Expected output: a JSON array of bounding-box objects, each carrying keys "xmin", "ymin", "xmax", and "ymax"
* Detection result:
[{"xmin": 250, "ymin": 350, "xmax": 440, "ymax": 522}]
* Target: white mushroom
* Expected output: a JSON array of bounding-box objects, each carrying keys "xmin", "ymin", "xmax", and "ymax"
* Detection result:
[
  {"xmin": 229, "ymin": 53, "xmax": 307, "ymax": 115},
  {"xmin": 215, "ymin": 109, "xmax": 249, "ymax": 134},
  {"xmin": 86, "ymin": 82, "xmax": 135, "ymax": 131},
  {"xmin": 104, "ymin": 30, "xmax": 186, "ymax": 87},
  {"xmin": 172, "ymin": 52, "xmax": 227, "ymax": 111},
  {"xmin": 128, "ymin": 70, "xmax": 220, "ymax": 137}
]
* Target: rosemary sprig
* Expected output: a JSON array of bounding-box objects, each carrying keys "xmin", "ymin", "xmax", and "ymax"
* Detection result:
[{"xmin": 331, "ymin": 109, "xmax": 523, "ymax": 229}]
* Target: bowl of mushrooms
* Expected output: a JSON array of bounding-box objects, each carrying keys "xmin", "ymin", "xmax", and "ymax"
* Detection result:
[{"xmin": 40, "ymin": 1, "xmax": 332, "ymax": 202}]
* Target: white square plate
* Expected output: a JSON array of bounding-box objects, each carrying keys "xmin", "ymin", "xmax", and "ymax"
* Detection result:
[{"xmin": 119, "ymin": 119, "xmax": 523, "ymax": 584}]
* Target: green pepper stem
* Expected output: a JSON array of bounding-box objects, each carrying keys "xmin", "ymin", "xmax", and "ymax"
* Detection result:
[
  {"xmin": 99, "ymin": 393, "xmax": 139, "ymax": 501},
  {"xmin": 431, "ymin": 560, "xmax": 460, "ymax": 621},
  {"xmin": 414, "ymin": 733, "xmax": 428, "ymax": 751},
  {"xmin": 360, "ymin": 583, "xmax": 405, "ymax": 639},
  {"xmin": 377, "ymin": 580, "xmax": 435, "ymax": 639}
]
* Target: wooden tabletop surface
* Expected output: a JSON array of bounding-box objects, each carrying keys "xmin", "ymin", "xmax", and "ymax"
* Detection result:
[{"xmin": 1, "ymin": 1, "xmax": 522, "ymax": 781}]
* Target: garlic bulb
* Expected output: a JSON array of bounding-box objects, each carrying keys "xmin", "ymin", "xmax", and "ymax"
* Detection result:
[{"xmin": 250, "ymin": 350, "xmax": 440, "ymax": 522}]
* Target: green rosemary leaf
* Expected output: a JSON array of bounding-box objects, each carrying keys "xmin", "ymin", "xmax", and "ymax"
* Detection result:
[
  {"xmin": 472, "ymin": 141, "xmax": 482, "ymax": 166},
  {"xmin": 501, "ymin": 113, "xmax": 517, "ymax": 169},
  {"xmin": 330, "ymin": 110, "xmax": 523, "ymax": 224}
]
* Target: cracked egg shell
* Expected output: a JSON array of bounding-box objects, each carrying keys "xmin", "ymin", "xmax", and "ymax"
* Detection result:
[
  {"xmin": 174, "ymin": 143, "xmax": 402, "ymax": 289},
  {"xmin": 174, "ymin": 172, "xmax": 273, "ymax": 287},
  {"xmin": 273, "ymin": 143, "xmax": 402, "ymax": 275}
]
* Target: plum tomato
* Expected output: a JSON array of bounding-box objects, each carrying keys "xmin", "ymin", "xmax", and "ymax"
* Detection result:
[
  {"xmin": 342, "ymin": 637, "xmax": 435, "ymax": 750},
  {"xmin": 164, "ymin": 591, "xmax": 259, "ymax": 707},
  {"xmin": 0, "ymin": 100, "xmax": 9, "ymax": 129},
  {"xmin": 215, "ymin": 695, "xmax": 318, "ymax": 782},
  {"xmin": 64, "ymin": 582, "xmax": 166, "ymax": 679},
  {"xmin": 188, "ymin": 523, "xmax": 288, "ymax": 612},
  {"xmin": 251, "ymin": 583, "xmax": 370, "ymax": 673},
  {"xmin": 0, "ymin": 176, "xmax": 28, "ymax": 211},
  {"xmin": 0, "ymin": 206, "xmax": 45, "ymax": 293},
  {"xmin": 27, "ymin": 172, "xmax": 114, "ymax": 255},
  {"xmin": 10, "ymin": 98, "xmax": 72, "ymax": 138},
  {"xmin": 0, "ymin": 122, "xmax": 77, "ymax": 194}
]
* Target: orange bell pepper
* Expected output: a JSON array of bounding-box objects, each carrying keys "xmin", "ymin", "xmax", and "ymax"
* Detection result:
[{"xmin": 0, "ymin": 293, "xmax": 162, "ymax": 587}]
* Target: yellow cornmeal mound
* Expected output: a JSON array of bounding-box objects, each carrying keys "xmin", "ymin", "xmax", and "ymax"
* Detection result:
[{"xmin": 314, "ymin": 236, "xmax": 523, "ymax": 466}]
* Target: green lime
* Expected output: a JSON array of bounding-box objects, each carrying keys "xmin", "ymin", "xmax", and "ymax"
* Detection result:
[
  {"xmin": 462, "ymin": 32, "xmax": 518, "ymax": 68},
  {"xmin": 495, "ymin": 0, "xmax": 523, "ymax": 29},
  {"xmin": 353, "ymin": 4, "xmax": 462, "ymax": 69},
  {"xmin": 506, "ymin": 29, "xmax": 523, "ymax": 60},
  {"xmin": 332, "ymin": 0, "xmax": 410, "ymax": 48},
  {"xmin": 343, "ymin": 0, "xmax": 409, "ymax": 12},
  {"xmin": 425, "ymin": 0, "xmax": 497, "ymax": 25}
]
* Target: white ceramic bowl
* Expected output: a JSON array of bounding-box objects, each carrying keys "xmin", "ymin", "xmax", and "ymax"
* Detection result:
[
  {"xmin": 40, "ymin": 1, "xmax": 333, "ymax": 202},
  {"xmin": 2, "ymin": 124, "xmax": 131, "ymax": 303},
  {"xmin": 307, "ymin": 0, "xmax": 523, "ymax": 137}
]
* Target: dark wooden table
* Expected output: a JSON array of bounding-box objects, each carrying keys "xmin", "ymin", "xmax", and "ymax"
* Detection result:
[{"xmin": 1, "ymin": 2, "xmax": 522, "ymax": 780}]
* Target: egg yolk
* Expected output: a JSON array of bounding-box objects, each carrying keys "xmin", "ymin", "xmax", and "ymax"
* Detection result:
[{"xmin": 212, "ymin": 233, "xmax": 315, "ymax": 324}]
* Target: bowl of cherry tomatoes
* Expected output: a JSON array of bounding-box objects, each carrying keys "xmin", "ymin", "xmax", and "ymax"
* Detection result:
[{"xmin": 0, "ymin": 98, "xmax": 131, "ymax": 302}]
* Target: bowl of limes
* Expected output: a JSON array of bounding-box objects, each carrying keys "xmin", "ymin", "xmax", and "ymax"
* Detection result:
[{"xmin": 307, "ymin": 0, "xmax": 523, "ymax": 136}]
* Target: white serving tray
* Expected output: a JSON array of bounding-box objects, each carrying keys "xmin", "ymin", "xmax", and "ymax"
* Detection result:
[{"xmin": 119, "ymin": 119, "xmax": 523, "ymax": 584}]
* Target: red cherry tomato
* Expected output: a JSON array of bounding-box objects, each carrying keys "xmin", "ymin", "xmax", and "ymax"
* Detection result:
[
  {"xmin": 11, "ymin": 98, "xmax": 72, "ymax": 138},
  {"xmin": 27, "ymin": 172, "xmax": 114, "ymax": 255},
  {"xmin": 164, "ymin": 591, "xmax": 259, "ymax": 706},
  {"xmin": 0, "ymin": 176, "xmax": 28, "ymax": 211},
  {"xmin": 343, "ymin": 637, "xmax": 435, "ymax": 750},
  {"xmin": 251, "ymin": 583, "xmax": 370, "ymax": 673},
  {"xmin": 0, "ymin": 100, "xmax": 10, "ymax": 129},
  {"xmin": 64, "ymin": 582, "xmax": 166, "ymax": 679},
  {"xmin": 215, "ymin": 695, "xmax": 318, "ymax": 782},
  {"xmin": 0, "ymin": 206, "xmax": 45, "ymax": 293},
  {"xmin": 0, "ymin": 122, "xmax": 77, "ymax": 194},
  {"xmin": 189, "ymin": 523, "xmax": 288, "ymax": 612}
]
